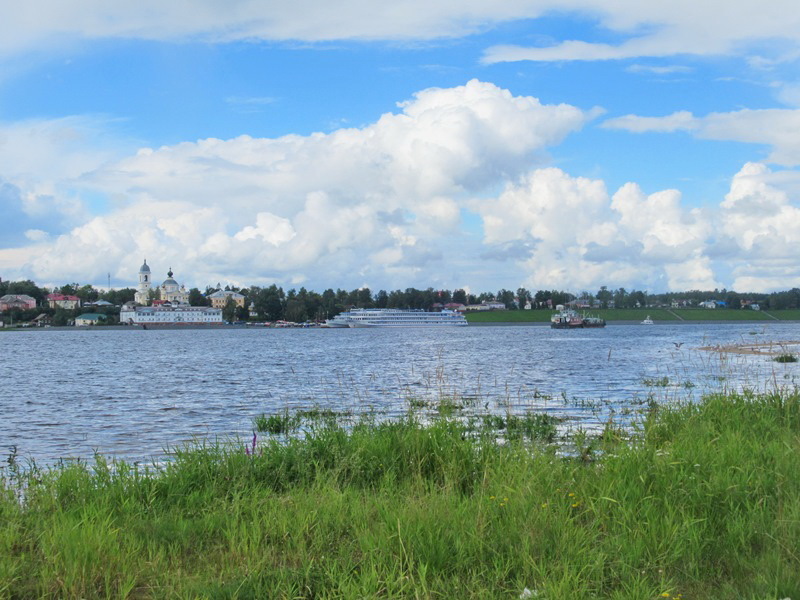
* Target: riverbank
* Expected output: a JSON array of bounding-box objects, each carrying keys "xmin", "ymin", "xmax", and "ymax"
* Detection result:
[
  {"xmin": 2, "ymin": 392, "xmax": 798, "ymax": 598},
  {"xmin": 4, "ymin": 319, "xmax": 798, "ymax": 331}
]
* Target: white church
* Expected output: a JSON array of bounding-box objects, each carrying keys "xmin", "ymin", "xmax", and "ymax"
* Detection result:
[
  {"xmin": 133, "ymin": 260, "xmax": 190, "ymax": 305},
  {"xmin": 123, "ymin": 259, "xmax": 222, "ymax": 325}
]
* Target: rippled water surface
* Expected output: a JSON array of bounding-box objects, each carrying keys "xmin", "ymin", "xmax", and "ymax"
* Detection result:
[{"xmin": 4, "ymin": 323, "xmax": 800, "ymax": 465}]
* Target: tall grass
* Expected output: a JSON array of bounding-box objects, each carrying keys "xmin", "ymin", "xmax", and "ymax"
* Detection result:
[{"xmin": 2, "ymin": 393, "xmax": 800, "ymax": 598}]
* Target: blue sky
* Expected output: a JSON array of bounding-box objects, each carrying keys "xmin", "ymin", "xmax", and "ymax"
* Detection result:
[{"xmin": 1, "ymin": 1, "xmax": 800, "ymax": 294}]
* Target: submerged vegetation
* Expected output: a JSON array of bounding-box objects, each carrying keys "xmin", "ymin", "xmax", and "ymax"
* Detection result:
[
  {"xmin": 774, "ymin": 353, "xmax": 799, "ymax": 363},
  {"xmin": 2, "ymin": 392, "xmax": 800, "ymax": 598}
]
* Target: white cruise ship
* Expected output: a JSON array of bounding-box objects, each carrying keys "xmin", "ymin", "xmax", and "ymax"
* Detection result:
[{"xmin": 324, "ymin": 308, "xmax": 467, "ymax": 328}]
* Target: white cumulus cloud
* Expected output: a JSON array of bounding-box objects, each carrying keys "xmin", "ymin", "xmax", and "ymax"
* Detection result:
[
  {"xmin": 9, "ymin": 81, "xmax": 593, "ymax": 290},
  {"xmin": 603, "ymin": 108, "xmax": 800, "ymax": 166}
]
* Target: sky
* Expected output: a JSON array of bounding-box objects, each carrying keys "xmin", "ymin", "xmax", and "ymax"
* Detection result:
[{"xmin": 1, "ymin": 1, "xmax": 800, "ymax": 295}]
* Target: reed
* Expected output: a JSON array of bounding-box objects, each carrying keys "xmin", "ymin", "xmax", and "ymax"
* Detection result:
[{"xmin": 2, "ymin": 392, "xmax": 800, "ymax": 598}]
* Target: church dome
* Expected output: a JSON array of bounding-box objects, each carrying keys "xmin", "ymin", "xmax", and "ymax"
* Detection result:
[
  {"xmin": 162, "ymin": 268, "xmax": 179, "ymax": 289},
  {"xmin": 140, "ymin": 259, "xmax": 150, "ymax": 273}
]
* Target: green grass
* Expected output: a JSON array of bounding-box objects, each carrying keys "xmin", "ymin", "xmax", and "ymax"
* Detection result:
[
  {"xmin": 670, "ymin": 309, "xmax": 773, "ymax": 321},
  {"xmin": 3, "ymin": 394, "xmax": 800, "ymax": 598},
  {"xmin": 465, "ymin": 310, "xmax": 553, "ymax": 323},
  {"xmin": 466, "ymin": 308, "xmax": 679, "ymax": 323},
  {"xmin": 465, "ymin": 307, "xmax": 795, "ymax": 324},
  {"xmin": 768, "ymin": 309, "xmax": 800, "ymax": 320}
]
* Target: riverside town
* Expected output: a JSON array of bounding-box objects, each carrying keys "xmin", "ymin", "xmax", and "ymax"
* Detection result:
[{"xmin": 2, "ymin": 258, "xmax": 800, "ymax": 328}]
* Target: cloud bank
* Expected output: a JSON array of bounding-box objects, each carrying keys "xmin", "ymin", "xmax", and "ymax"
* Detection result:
[
  {"xmin": 3, "ymin": 1, "xmax": 799, "ymax": 64},
  {"xmin": 3, "ymin": 80, "xmax": 800, "ymax": 293}
]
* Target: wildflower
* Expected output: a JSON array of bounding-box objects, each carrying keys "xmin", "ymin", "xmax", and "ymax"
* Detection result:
[
  {"xmin": 568, "ymin": 492, "xmax": 575, "ymax": 497},
  {"xmin": 661, "ymin": 593, "xmax": 670, "ymax": 598},
  {"xmin": 519, "ymin": 588, "xmax": 538, "ymax": 598},
  {"xmin": 541, "ymin": 503, "xmax": 548, "ymax": 509}
]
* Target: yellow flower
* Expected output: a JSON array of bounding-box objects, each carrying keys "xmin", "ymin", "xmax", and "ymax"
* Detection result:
[
  {"xmin": 568, "ymin": 492, "xmax": 576, "ymax": 497},
  {"xmin": 541, "ymin": 503, "xmax": 548, "ymax": 509},
  {"xmin": 661, "ymin": 593, "xmax": 670, "ymax": 598}
]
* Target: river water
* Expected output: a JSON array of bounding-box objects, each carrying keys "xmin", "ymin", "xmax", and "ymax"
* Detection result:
[{"xmin": 3, "ymin": 322, "xmax": 800, "ymax": 467}]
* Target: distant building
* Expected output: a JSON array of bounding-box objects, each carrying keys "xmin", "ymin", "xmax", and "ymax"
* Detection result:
[
  {"xmin": 465, "ymin": 304, "xmax": 490, "ymax": 312},
  {"xmin": 0, "ymin": 294, "xmax": 37, "ymax": 311},
  {"xmin": 483, "ymin": 301, "xmax": 507, "ymax": 310},
  {"xmin": 444, "ymin": 302, "xmax": 466, "ymax": 312},
  {"xmin": 86, "ymin": 300, "xmax": 114, "ymax": 307},
  {"xmin": 47, "ymin": 293, "xmax": 81, "ymax": 310},
  {"xmin": 120, "ymin": 304, "xmax": 223, "ymax": 325},
  {"xmin": 208, "ymin": 290, "xmax": 246, "ymax": 309},
  {"xmin": 33, "ymin": 313, "xmax": 52, "ymax": 327},
  {"xmin": 75, "ymin": 313, "xmax": 106, "ymax": 326}
]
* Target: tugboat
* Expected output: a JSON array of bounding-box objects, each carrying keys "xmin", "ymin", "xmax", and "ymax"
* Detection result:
[{"xmin": 550, "ymin": 305, "xmax": 606, "ymax": 329}]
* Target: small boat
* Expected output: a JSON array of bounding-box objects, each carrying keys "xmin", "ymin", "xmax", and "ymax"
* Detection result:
[
  {"xmin": 550, "ymin": 305, "xmax": 605, "ymax": 329},
  {"xmin": 641, "ymin": 315, "xmax": 654, "ymax": 325}
]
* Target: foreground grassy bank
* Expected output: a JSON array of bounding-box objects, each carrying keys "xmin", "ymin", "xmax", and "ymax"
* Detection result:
[{"xmin": 3, "ymin": 393, "xmax": 800, "ymax": 599}]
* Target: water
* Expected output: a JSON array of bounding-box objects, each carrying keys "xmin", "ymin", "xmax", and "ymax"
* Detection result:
[{"xmin": 3, "ymin": 323, "xmax": 800, "ymax": 466}]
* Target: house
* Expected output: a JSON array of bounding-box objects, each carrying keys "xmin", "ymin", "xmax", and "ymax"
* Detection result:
[
  {"xmin": 444, "ymin": 302, "xmax": 466, "ymax": 312},
  {"xmin": 86, "ymin": 299, "xmax": 113, "ymax": 307},
  {"xmin": 483, "ymin": 301, "xmax": 507, "ymax": 310},
  {"xmin": 0, "ymin": 294, "xmax": 37, "ymax": 311},
  {"xmin": 33, "ymin": 313, "xmax": 53, "ymax": 327},
  {"xmin": 47, "ymin": 294, "xmax": 81, "ymax": 310},
  {"xmin": 464, "ymin": 304, "xmax": 490, "ymax": 311},
  {"xmin": 75, "ymin": 313, "xmax": 106, "ymax": 326},
  {"xmin": 208, "ymin": 290, "xmax": 246, "ymax": 309},
  {"xmin": 699, "ymin": 300, "xmax": 717, "ymax": 309}
]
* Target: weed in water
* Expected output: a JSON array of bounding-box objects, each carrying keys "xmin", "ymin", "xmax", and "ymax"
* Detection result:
[
  {"xmin": 253, "ymin": 410, "xmax": 299, "ymax": 434},
  {"xmin": 643, "ymin": 376, "xmax": 670, "ymax": 387},
  {"xmin": 773, "ymin": 353, "xmax": 798, "ymax": 363}
]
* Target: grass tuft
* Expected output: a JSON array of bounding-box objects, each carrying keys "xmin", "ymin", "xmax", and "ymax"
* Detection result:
[{"xmin": 773, "ymin": 353, "xmax": 798, "ymax": 363}]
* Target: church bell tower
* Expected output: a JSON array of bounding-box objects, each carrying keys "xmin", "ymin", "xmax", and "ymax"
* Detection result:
[{"xmin": 134, "ymin": 259, "xmax": 151, "ymax": 305}]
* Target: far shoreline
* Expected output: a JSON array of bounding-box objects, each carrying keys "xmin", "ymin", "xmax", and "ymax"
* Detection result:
[{"xmin": 4, "ymin": 319, "xmax": 800, "ymax": 331}]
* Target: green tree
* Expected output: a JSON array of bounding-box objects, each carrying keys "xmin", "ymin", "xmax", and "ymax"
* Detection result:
[
  {"xmin": 375, "ymin": 290, "xmax": 389, "ymax": 308},
  {"xmin": 254, "ymin": 285, "xmax": 284, "ymax": 320},
  {"xmin": 222, "ymin": 297, "xmax": 237, "ymax": 322},
  {"xmin": 188, "ymin": 288, "xmax": 207, "ymax": 306},
  {"xmin": 516, "ymin": 287, "xmax": 531, "ymax": 309},
  {"xmin": 52, "ymin": 307, "xmax": 71, "ymax": 326},
  {"xmin": 284, "ymin": 299, "xmax": 307, "ymax": 323},
  {"xmin": 597, "ymin": 286, "xmax": 612, "ymax": 309},
  {"xmin": 235, "ymin": 304, "xmax": 250, "ymax": 321},
  {"xmin": 76, "ymin": 284, "xmax": 99, "ymax": 303},
  {"xmin": 452, "ymin": 289, "xmax": 467, "ymax": 305},
  {"xmin": 497, "ymin": 289, "xmax": 516, "ymax": 309}
]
